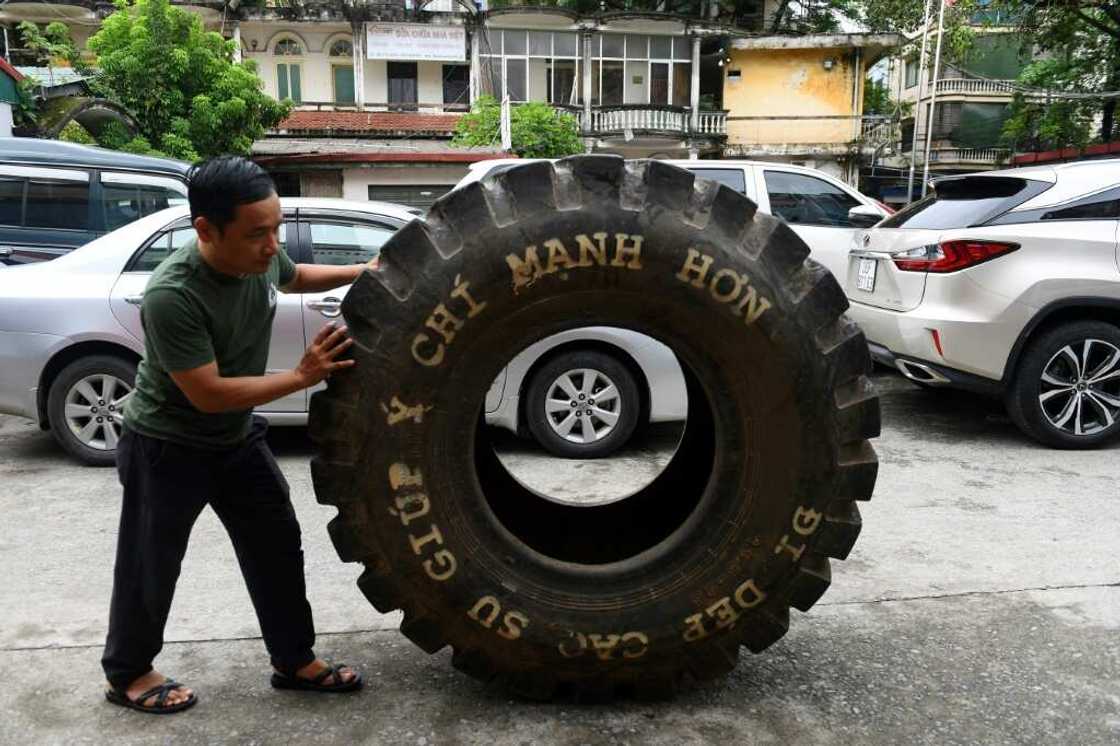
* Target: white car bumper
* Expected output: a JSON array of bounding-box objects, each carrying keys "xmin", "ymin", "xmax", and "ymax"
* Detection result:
[{"xmin": 846, "ymin": 283, "xmax": 1036, "ymax": 392}]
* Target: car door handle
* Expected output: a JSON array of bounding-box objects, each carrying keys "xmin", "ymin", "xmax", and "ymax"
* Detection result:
[
  {"xmin": 306, "ymin": 297, "xmax": 342, "ymax": 317},
  {"xmin": 124, "ymin": 294, "xmax": 144, "ymax": 306}
]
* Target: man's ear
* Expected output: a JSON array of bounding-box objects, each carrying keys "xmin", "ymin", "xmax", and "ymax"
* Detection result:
[{"xmin": 193, "ymin": 215, "xmax": 220, "ymax": 245}]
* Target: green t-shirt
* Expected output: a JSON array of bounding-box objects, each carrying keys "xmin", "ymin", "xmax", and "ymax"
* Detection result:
[{"xmin": 124, "ymin": 240, "xmax": 297, "ymax": 449}]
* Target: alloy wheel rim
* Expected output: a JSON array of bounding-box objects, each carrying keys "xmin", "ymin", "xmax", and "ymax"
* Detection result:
[
  {"xmin": 64, "ymin": 374, "xmax": 133, "ymax": 451},
  {"xmin": 1039, "ymin": 338, "xmax": 1120, "ymax": 436},
  {"xmin": 544, "ymin": 368, "xmax": 622, "ymax": 445}
]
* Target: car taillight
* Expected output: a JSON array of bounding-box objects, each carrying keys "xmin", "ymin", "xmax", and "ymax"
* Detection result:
[{"xmin": 892, "ymin": 240, "xmax": 1019, "ymax": 273}]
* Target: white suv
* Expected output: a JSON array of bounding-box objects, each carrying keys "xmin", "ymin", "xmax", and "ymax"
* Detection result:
[{"xmin": 843, "ymin": 160, "xmax": 1120, "ymax": 448}]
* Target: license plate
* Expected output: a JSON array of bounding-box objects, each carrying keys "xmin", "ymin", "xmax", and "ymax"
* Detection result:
[{"xmin": 856, "ymin": 258, "xmax": 877, "ymax": 292}]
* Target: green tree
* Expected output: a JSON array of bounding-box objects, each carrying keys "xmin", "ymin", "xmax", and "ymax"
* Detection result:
[
  {"xmin": 862, "ymin": 77, "xmax": 893, "ymax": 116},
  {"xmin": 452, "ymin": 96, "xmax": 583, "ymax": 159},
  {"xmin": 16, "ymin": 20, "xmax": 84, "ymax": 71},
  {"xmin": 848, "ymin": 1, "xmax": 1120, "ymax": 148},
  {"xmin": 998, "ymin": 2, "xmax": 1120, "ymax": 147},
  {"xmin": 87, "ymin": 0, "xmax": 290, "ymax": 160}
]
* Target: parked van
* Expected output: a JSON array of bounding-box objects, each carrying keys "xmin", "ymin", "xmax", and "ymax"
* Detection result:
[{"xmin": 0, "ymin": 139, "xmax": 189, "ymax": 266}]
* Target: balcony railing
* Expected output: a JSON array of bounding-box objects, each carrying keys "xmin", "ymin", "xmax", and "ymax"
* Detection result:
[
  {"xmin": 554, "ymin": 104, "xmax": 726, "ymax": 137},
  {"xmin": 929, "ymin": 147, "xmax": 1010, "ymax": 165},
  {"xmin": 726, "ymin": 115, "xmax": 893, "ymax": 148},
  {"xmin": 861, "ymin": 116, "xmax": 898, "ymax": 148},
  {"xmin": 288, "ymin": 101, "xmax": 725, "ymax": 138},
  {"xmin": 934, "ymin": 78, "xmax": 1017, "ymax": 97},
  {"xmin": 292, "ymin": 101, "xmax": 470, "ymax": 113}
]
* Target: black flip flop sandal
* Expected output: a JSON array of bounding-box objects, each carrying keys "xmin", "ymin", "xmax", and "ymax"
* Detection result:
[
  {"xmin": 271, "ymin": 663, "xmax": 363, "ymax": 693},
  {"xmin": 105, "ymin": 679, "xmax": 198, "ymax": 714}
]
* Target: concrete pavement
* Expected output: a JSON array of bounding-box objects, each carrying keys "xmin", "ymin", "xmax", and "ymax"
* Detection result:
[{"xmin": 0, "ymin": 371, "xmax": 1117, "ymax": 744}]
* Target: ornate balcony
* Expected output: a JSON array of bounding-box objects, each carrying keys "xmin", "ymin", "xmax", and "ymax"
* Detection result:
[{"xmin": 554, "ymin": 103, "xmax": 726, "ymax": 138}]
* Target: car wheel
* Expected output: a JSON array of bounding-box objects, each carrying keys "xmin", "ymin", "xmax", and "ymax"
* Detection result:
[
  {"xmin": 523, "ymin": 350, "xmax": 641, "ymax": 459},
  {"xmin": 1007, "ymin": 320, "xmax": 1120, "ymax": 448},
  {"xmin": 47, "ymin": 355, "xmax": 136, "ymax": 466}
]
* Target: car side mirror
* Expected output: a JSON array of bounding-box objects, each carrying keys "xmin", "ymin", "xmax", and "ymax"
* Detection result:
[{"xmin": 848, "ymin": 205, "xmax": 884, "ymax": 229}]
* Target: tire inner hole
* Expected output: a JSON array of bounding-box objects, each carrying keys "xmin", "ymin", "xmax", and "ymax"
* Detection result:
[{"xmin": 477, "ymin": 336, "xmax": 715, "ymax": 565}]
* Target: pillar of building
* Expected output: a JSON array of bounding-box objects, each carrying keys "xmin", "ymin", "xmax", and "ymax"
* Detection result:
[
  {"xmin": 581, "ymin": 28, "xmax": 594, "ymax": 132},
  {"xmin": 689, "ymin": 34, "xmax": 701, "ymax": 133},
  {"xmin": 231, "ymin": 23, "xmax": 242, "ymax": 64},
  {"xmin": 469, "ymin": 24, "xmax": 480, "ymax": 106},
  {"xmin": 352, "ymin": 20, "xmax": 366, "ymax": 108}
]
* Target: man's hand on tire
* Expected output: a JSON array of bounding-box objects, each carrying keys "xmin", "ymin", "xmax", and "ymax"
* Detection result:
[{"xmin": 296, "ymin": 323, "xmax": 355, "ymax": 386}]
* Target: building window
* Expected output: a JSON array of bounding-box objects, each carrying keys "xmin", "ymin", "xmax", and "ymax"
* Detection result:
[
  {"xmin": 480, "ymin": 29, "xmax": 581, "ymax": 105},
  {"xmin": 368, "ymin": 184, "xmax": 449, "ymax": 210},
  {"xmin": 333, "ymin": 65, "xmax": 355, "ymax": 105},
  {"xmin": 388, "ymin": 62, "xmax": 418, "ymax": 110},
  {"xmin": 443, "ymin": 64, "xmax": 469, "ymax": 110},
  {"xmin": 277, "ymin": 63, "xmax": 302, "ymax": 103},
  {"xmin": 481, "ymin": 30, "xmax": 693, "ymax": 108},
  {"xmin": 905, "ymin": 58, "xmax": 919, "ymax": 89},
  {"xmin": 274, "ymin": 38, "xmax": 303, "ymax": 56},
  {"xmin": 329, "ymin": 39, "xmax": 353, "ymax": 58},
  {"xmin": 672, "ymin": 63, "xmax": 691, "ymax": 107},
  {"xmin": 274, "ymin": 37, "xmax": 303, "ymax": 103}
]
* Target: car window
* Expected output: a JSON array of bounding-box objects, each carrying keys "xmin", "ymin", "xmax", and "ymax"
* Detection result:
[
  {"xmin": 26, "ymin": 179, "xmax": 90, "ymax": 231},
  {"xmin": 129, "ymin": 223, "xmax": 289, "ymax": 273},
  {"xmin": 101, "ymin": 173, "xmax": 189, "ymax": 232},
  {"xmin": 1042, "ymin": 199, "xmax": 1120, "ymax": 221},
  {"xmin": 886, "ymin": 177, "xmax": 1046, "ymax": 230},
  {"xmin": 686, "ymin": 168, "xmax": 747, "ymax": 194},
  {"xmin": 0, "ymin": 177, "xmax": 23, "ymax": 226},
  {"xmin": 308, "ymin": 220, "xmax": 396, "ymax": 265},
  {"xmin": 1039, "ymin": 188, "xmax": 1120, "ymax": 221},
  {"xmin": 763, "ymin": 170, "xmax": 860, "ymax": 227}
]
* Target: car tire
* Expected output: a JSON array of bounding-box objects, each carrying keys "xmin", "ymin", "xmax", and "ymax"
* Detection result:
[
  {"xmin": 523, "ymin": 349, "xmax": 641, "ymax": 459},
  {"xmin": 47, "ymin": 355, "xmax": 136, "ymax": 466},
  {"xmin": 1006, "ymin": 320, "xmax": 1120, "ymax": 449},
  {"xmin": 309, "ymin": 156, "xmax": 879, "ymax": 698}
]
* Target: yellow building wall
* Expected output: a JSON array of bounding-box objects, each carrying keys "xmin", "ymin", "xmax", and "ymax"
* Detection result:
[{"xmin": 723, "ymin": 48, "xmax": 864, "ymax": 147}]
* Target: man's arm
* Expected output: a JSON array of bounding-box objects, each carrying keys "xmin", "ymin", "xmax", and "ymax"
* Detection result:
[
  {"xmin": 282, "ymin": 258, "xmax": 378, "ymax": 294},
  {"xmin": 170, "ymin": 324, "xmax": 353, "ymax": 413}
]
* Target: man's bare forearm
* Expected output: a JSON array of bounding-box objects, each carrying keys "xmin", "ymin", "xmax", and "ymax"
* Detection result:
[
  {"xmin": 286, "ymin": 264, "xmax": 365, "ymax": 293},
  {"xmin": 172, "ymin": 367, "xmax": 311, "ymax": 414}
]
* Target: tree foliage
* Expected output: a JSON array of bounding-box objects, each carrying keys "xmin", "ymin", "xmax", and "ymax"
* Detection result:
[
  {"xmin": 452, "ymin": 96, "xmax": 583, "ymax": 158},
  {"xmin": 862, "ymin": 77, "xmax": 893, "ymax": 116},
  {"xmin": 845, "ymin": 1, "xmax": 1120, "ymax": 148},
  {"xmin": 87, "ymin": 0, "xmax": 290, "ymax": 160},
  {"xmin": 998, "ymin": 2, "xmax": 1120, "ymax": 148},
  {"xmin": 16, "ymin": 20, "xmax": 84, "ymax": 71}
]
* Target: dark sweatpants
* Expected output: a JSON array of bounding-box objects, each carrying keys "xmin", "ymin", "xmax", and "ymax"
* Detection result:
[{"xmin": 101, "ymin": 416, "xmax": 316, "ymax": 690}]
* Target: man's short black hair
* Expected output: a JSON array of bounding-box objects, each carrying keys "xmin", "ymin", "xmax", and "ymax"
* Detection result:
[{"xmin": 187, "ymin": 156, "xmax": 276, "ymax": 233}]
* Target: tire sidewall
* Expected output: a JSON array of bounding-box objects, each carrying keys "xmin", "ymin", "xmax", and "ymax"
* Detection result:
[{"xmin": 331, "ymin": 178, "xmax": 847, "ymax": 680}]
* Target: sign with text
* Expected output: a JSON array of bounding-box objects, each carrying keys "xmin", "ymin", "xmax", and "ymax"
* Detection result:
[{"xmin": 366, "ymin": 23, "xmax": 466, "ymax": 62}]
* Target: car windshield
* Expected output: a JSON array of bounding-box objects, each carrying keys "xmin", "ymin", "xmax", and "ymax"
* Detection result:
[{"xmin": 881, "ymin": 177, "xmax": 1038, "ymax": 230}]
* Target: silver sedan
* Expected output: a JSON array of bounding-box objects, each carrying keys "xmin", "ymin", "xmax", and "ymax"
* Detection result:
[{"xmin": 0, "ymin": 199, "xmax": 685, "ymax": 464}]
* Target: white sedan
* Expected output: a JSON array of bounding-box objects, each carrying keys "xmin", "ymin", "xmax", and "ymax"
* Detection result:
[{"xmin": 0, "ymin": 198, "xmax": 686, "ymax": 464}]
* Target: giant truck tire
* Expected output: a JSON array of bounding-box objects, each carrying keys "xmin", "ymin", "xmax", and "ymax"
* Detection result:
[{"xmin": 309, "ymin": 156, "xmax": 879, "ymax": 698}]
